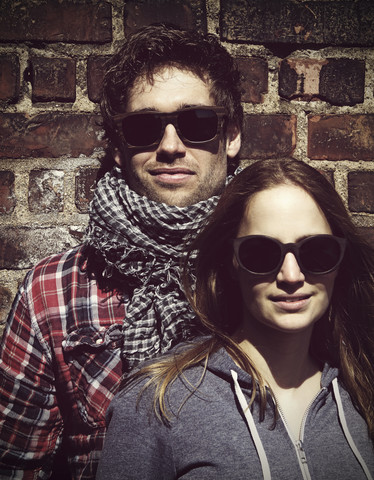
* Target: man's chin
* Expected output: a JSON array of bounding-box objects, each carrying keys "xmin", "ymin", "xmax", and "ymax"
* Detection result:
[{"xmin": 143, "ymin": 187, "xmax": 207, "ymax": 207}]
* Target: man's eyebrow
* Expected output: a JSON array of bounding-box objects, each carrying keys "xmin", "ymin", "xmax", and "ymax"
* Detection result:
[{"xmin": 130, "ymin": 104, "xmax": 212, "ymax": 113}]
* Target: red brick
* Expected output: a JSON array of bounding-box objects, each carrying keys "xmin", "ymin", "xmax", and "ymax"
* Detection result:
[
  {"xmin": 124, "ymin": 0, "xmax": 207, "ymax": 34},
  {"xmin": 0, "ymin": 113, "xmax": 105, "ymax": 158},
  {"xmin": 348, "ymin": 171, "xmax": 374, "ymax": 213},
  {"xmin": 30, "ymin": 57, "xmax": 76, "ymax": 103},
  {"xmin": 0, "ymin": 170, "xmax": 16, "ymax": 214},
  {"xmin": 235, "ymin": 57, "xmax": 268, "ymax": 104},
  {"xmin": 0, "ymin": 227, "xmax": 76, "ymax": 269},
  {"xmin": 308, "ymin": 115, "xmax": 374, "ymax": 160},
  {"xmin": 0, "ymin": 54, "xmax": 19, "ymax": 102},
  {"xmin": 240, "ymin": 115, "xmax": 296, "ymax": 158},
  {"xmin": 28, "ymin": 170, "xmax": 64, "ymax": 213},
  {"xmin": 75, "ymin": 167, "xmax": 99, "ymax": 213},
  {"xmin": 87, "ymin": 56, "xmax": 110, "ymax": 103},
  {"xmin": 0, "ymin": 1, "xmax": 112, "ymax": 43}
]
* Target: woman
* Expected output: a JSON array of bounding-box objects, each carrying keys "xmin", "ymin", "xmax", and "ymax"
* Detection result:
[{"xmin": 96, "ymin": 158, "xmax": 374, "ymax": 480}]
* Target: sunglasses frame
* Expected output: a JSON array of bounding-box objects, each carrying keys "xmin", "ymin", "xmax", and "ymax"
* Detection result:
[
  {"xmin": 233, "ymin": 234, "xmax": 347, "ymax": 276},
  {"xmin": 112, "ymin": 106, "xmax": 228, "ymax": 148}
]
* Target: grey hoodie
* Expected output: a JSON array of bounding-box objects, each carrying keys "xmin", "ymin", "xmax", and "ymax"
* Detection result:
[{"xmin": 97, "ymin": 345, "xmax": 374, "ymax": 480}]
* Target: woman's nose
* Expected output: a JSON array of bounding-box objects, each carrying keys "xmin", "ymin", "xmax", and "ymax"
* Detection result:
[{"xmin": 276, "ymin": 252, "xmax": 305, "ymax": 284}]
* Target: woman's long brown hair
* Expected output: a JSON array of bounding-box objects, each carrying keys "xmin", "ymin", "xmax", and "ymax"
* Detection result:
[{"xmin": 123, "ymin": 158, "xmax": 374, "ymax": 440}]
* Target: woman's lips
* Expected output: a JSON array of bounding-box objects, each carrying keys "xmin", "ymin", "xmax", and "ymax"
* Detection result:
[{"xmin": 271, "ymin": 294, "xmax": 312, "ymax": 311}]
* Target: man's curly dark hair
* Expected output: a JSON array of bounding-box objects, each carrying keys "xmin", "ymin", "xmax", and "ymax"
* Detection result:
[{"xmin": 99, "ymin": 23, "xmax": 243, "ymax": 175}]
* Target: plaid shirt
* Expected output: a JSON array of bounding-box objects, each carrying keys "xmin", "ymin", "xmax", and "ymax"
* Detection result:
[{"xmin": 0, "ymin": 246, "xmax": 126, "ymax": 480}]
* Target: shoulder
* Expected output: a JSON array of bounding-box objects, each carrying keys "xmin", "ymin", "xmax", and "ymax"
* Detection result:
[
  {"xmin": 110, "ymin": 341, "xmax": 228, "ymax": 422},
  {"xmin": 22, "ymin": 245, "xmax": 86, "ymax": 291},
  {"xmin": 16, "ymin": 245, "xmax": 93, "ymax": 323},
  {"xmin": 29, "ymin": 245, "xmax": 84, "ymax": 276}
]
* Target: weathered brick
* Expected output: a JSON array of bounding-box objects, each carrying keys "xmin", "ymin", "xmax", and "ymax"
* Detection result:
[
  {"xmin": 75, "ymin": 167, "xmax": 99, "ymax": 213},
  {"xmin": 279, "ymin": 58, "xmax": 365, "ymax": 105},
  {"xmin": 235, "ymin": 57, "xmax": 268, "ymax": 104},
  {"xmin": 0, "ymin": 227, "xmax": 77, "ymax": 269},
  {"xmin": 124, "ymin": 0, "xmax": 207, "ymax": 34},
  {"xmin": 30, "ymin": 57, "xmax": 76, "ymax": 103},
  {"xmin": 348, "ymin": 171, "xmax": 374, "ymax": 213},
  {"xmin": 358, "ymin": 227, "xmax": 374, "ymax": 248},
  {"xmin": 240, "ymin": 115, "xmax": 296, "ymax": 158},
  {"xmin": 0, "ymin": 113, "xmax": 105, "ymax": 158},
  {"xmin": 28, "ymin": 170, "xmax": 64, "ymax": 213},
  {"xmin": 0, "ymin": 170, "xmax": 16, "ymax": 214},
  {"xmin": 0, "ymin": 54, "xmax": 19, "ymax": 102},
  {"xmin": 319, "ymin": 59, "xmax": 365, "ymax": 106},
  {"xmin": 87, "ymin": 56, "xmax": 110, "ymax": 103},
  {"xmin": 0, "ymin": 1, "xmax": 112, "ymax": 43},
  {"xmin": 0, "ymin": 286, "xmax": 13, "ymax": 327},
  {"xmin": 308, "ymin": 115, "xmax": 374, "ymax": 160},
  {"xmin": 221, "ymin": 0, "xmax": 374, "ymax": 46},
  {"xmin": 221, "ymin": 0, "xmax": 324, "ymax": 44},
  {"xmin": 323, "ymin": 2, "xmax": 374, "ymax": 46},
  {"xmin": 279, "ymin": 58, "xmax": 326, "ymax": 101}
]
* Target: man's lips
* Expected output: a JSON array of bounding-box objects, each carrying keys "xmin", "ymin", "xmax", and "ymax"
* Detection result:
[
  {"xmin": 271, "ymin": 294, "xmax": 312, "ymax": 311},
  {"xmin": 149, "ymin": 168, "xmax": 195, "ymax": 183}
]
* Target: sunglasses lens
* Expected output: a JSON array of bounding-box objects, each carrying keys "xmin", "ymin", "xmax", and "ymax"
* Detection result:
[
  {"xmin": 178, "ymin": 109, "xmax": 219, "ymax": 142},
  {"xmin": 300, "ymin": 237, "xmax": 342, "ymax": 273},
  {"xmin": 121, "ymin": 114, "xmax": 161, "ymax": 147},
  {"xmin": 238, "ymin": 237, "xmax": 281, "ymax": 274}
]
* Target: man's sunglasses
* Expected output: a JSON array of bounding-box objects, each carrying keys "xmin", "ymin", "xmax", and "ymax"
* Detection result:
[
  {"xmin": 233, "ymin": 234, "xmax": 347, "ymax": 276},
  {"xmin": 113, "ymin": 106, "xmax": 227, "ymax": 148}
]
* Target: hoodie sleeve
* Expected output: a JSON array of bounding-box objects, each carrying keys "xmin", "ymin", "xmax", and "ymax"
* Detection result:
[{"xmin": 96, "ymin": 383, "xmax": 175, "ymax": 480}]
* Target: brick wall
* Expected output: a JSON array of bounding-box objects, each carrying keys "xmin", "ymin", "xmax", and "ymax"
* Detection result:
[{"xmin": 0, "ymin": 0, "xmax": 373, "ymax": 328}]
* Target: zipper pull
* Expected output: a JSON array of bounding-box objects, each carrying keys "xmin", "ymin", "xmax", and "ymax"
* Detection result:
[{"xmin": 296, "ymin": 440, "xmax": 307, "ymax": 464}]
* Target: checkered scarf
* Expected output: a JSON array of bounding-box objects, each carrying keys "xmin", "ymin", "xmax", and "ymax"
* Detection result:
[{"xmin": 84, "ymin": 166, "xmax": 219, "ymax": 370}]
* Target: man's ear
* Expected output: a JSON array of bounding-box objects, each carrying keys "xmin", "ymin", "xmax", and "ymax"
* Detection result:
[
  {"xmin": 113, "ymin": 148, "xmax": 124, "ymax": 167},
  {"xmin": 226, "ymin": 123, "xmax": 241, "ymax": 159}
]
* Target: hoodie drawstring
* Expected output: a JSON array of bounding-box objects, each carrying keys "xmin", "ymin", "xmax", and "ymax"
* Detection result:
[
  {"xmin": 231, "ymin": 371, "xmax": 372, "ymax": 480},
  {"xmin": 231, "ymin": 370, "xmax": 271, "ymax": 480},
  {"xmin": 332, "ymin": 378, "xmax": 373, "ymax": 480}
]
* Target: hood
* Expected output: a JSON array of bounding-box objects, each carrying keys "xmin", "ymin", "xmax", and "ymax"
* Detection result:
[
  {"xmin": 204, "ymin": 344, "xmax": 371, "ymax": 480},
  {"xmin": 205, "ymin": 343, "xmax": 340, "ymax": 391}
]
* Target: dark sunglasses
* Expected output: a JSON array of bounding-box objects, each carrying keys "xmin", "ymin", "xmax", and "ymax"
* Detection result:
[
  {"xmin": 233, "ymin": 234, "xmax": 347, "ymax": 276},
  {"xmin": 113, "ymin": 106, "xmax": 227, "ymax": 148}
]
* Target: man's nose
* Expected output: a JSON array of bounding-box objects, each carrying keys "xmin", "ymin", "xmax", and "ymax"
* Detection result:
[
  {"xmin": 156, "ymin": 123, "xmax": 186, "ymax": 158},
  {"xmin": 276, "ymin": 252, "xmax": 305, "ymax": 284}
]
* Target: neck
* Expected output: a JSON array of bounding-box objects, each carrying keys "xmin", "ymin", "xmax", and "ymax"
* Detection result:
[
  {"xmin": 233, "ymin": 320, "xmax": 320, "ymax": 390},
  {"xmin": 232, "ymin": 316, "xmax": 323, "ymax": 440}
]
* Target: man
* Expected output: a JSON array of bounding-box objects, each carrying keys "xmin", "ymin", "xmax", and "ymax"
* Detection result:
[{"xmin": 0, "ymin": 24, "xmax": 242, "ymax": 479}]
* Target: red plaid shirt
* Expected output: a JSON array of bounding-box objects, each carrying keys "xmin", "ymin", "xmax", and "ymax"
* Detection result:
[{"xmin": 0, "ymin": 246, "xmax": 126, "ymax": 479}]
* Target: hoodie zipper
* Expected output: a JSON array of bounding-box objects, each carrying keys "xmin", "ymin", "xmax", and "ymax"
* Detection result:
[{"xmin": 273, "ymin": 387, "xmax": 327, "ymax": 480}]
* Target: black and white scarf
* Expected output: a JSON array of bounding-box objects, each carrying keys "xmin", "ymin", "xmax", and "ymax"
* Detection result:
[{"xmin": 84, "ymin": 166, "xmax": 219, "ymax": 370}]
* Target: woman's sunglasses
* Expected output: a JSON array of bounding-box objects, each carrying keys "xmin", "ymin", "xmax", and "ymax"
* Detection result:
[
  {"xmin": 233, "ymin": 234, "xmax": 347, "ymax": 276},
  {"xmin": 113, "ymin": 106, "xmax": 227, "ymax": 148}
]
